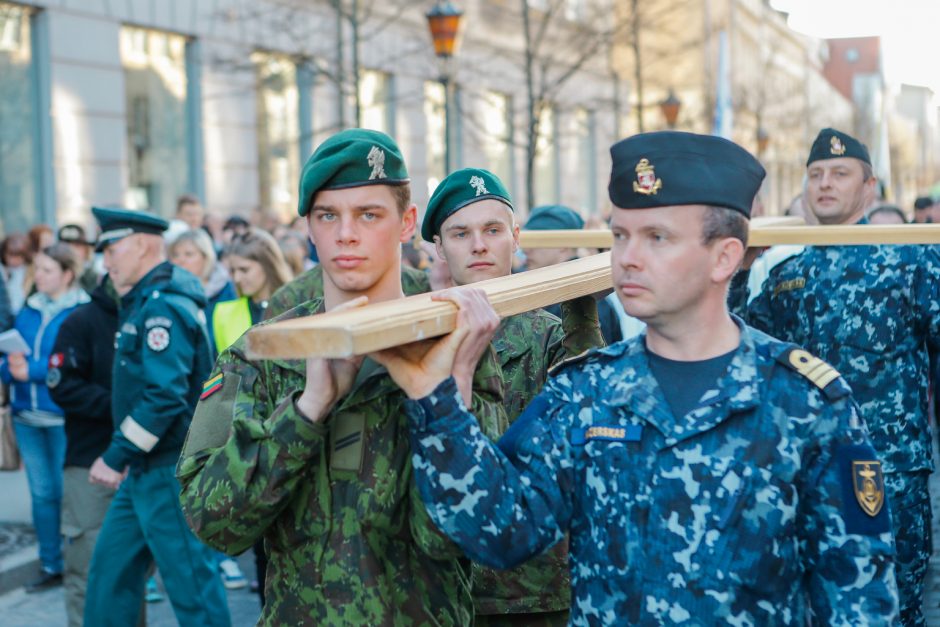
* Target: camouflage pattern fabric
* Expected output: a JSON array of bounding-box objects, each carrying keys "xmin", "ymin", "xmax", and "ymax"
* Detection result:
[
  {"xmin": 265, "ymin": 264, "xmax": 431, "ymax": 321},
  {"xmin": 177, "ymin": 297, "xmax": 508, "ymax": 625},
  {"xmin": 403, "ymin": 322, "xmax": 899, "ymax": 625},
  {"xmin": 731, "ymin": 234, "xmax": 940, "ymax": 626},
  {"xmin": 474, "ymin": 302, "xmax": 601, "ymax": 620},
  {"xmin": 885, "ymin": 471, "xmax": 932, "ymax": 627}
]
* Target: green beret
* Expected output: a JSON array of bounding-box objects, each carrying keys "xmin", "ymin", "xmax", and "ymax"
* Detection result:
[
  {"xmin": 806, "ymin": 127, "xmax": 870, "ymax": 166},
  {"xmin": 608, "ymin": 131, "xmax": 765, "ymax": 217},
  {"xmin": 298, "ymin": 129, "xmax": 409, "ymax": 217},
  {"xmin": 91, "ymin": 206, "xmax": 169, "ymax": 251},
  {"xmin": 421, "ymin": 168, "xmax": 512, "ymax": 241},
  {"xmin": 524, "ymin": 205, "xmax": 585, "ymax": 231}
]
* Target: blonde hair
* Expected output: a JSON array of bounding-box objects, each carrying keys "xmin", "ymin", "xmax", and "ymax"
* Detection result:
[
  {"xmin": 168, "ymin": 229, "xmax": 217, "ymax": 282},
  {"xmin": 225, "ymin": 228, "xmax": 293, "ymax": 295}
]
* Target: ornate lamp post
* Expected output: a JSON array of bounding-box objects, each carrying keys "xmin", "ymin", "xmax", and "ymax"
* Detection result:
[
  {"xmin": 659, "ymin": 89, "xmax": 682, "ymax": 129},
  {"xmin": 426, "ymin": 2, "xmax": 464, "ymax": 173}
]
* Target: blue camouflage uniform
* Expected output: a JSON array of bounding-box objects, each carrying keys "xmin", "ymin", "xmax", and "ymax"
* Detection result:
[
  {"xmin": 731, "ymin": 223, "xmax": 940, "ymax": 626},
  {"xmin": 402, "ymin": 321, "xmax": 898, "ymax": 625},
  {"xmin": 84, "ymin": 206, "xmax": 229, "ymax": 627}
]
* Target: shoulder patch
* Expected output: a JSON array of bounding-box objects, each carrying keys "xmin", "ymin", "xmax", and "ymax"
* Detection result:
[
  {"xmin": 183, "ymin": 372, "xmax": 242, "ymax": 456},
  {"xmin": 835, "ymin": 443, "xmax": 890, "ymax": 535},
  {"xmin": 146, "ymin": 326, "xmax": 171, "ymax": 352},
  {"xmin": 48, "ymin": 353, "xmax": 64, "ymax": 369},
  {"xmin": 776, "ymin": 347, "xmax": 847, "ymax": 400}
]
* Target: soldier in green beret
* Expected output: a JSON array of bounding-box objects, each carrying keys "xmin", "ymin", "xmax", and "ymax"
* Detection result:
[
  {"xmin": 177, "ymin": 129, "xmax": 507, "ymax": 625},
  {"xmin": 423, "ymin": 168, "xmax": 604, "ymax": 626}
]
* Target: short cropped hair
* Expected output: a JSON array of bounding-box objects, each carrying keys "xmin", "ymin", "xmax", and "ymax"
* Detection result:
[{"xmin": 702, "ymin": 205, "xmax": 749, "ymax": 247}]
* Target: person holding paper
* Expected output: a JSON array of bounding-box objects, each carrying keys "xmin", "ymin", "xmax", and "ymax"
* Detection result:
[{"xmin": 1, "ymin": 243, "xmax": 89, "ymax": 593}]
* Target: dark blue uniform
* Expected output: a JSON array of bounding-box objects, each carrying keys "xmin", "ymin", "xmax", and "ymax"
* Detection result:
[
  {"xmin": 84, "ymin": 262, "xmax": 230, "ymax": 626},
  {"xmin": 403, "ymin": 323, "xmax": 898, "ymax": 625},
  {"xmin": 731, "ymin": 228, "xmax": 940, "ymax": 626}
]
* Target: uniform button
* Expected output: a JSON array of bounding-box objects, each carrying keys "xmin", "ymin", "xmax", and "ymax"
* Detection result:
[{"xmin": 121, "ymin": 360, "xmax": 126, "ymax": 366}]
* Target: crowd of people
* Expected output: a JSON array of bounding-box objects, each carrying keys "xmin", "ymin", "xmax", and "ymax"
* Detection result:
[{"xmin": 1, "ymin": 123, "xmax": 938, "ymax": 626}]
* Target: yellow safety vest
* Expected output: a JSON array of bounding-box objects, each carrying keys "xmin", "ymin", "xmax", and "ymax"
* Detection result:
[{"xmin": 212, "ymin": 297, "xmax": 253, "ymax": 354}]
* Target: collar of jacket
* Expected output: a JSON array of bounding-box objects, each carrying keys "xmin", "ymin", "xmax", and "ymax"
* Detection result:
[{"xmin": 599, "ymin": 314, "xmax": 762, "ymax": 444}]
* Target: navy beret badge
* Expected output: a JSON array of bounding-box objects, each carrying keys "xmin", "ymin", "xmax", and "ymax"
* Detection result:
[
  {"xmin": 367, "ymin": 146, "xmax": 387, "ymax": 180},
  {"xmin": 830, "ymin": 135, "xmax": 846, "ymax": 156},
  {"xmin": 633, "ymin": 158, "xmax": 662, "ymax": 196},
  {"xmin": 853, "ymin": 460, "xmax": 885, "ymax": 517}
]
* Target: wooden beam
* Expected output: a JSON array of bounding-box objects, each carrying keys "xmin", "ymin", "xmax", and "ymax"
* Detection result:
[
  {"xmin": 519, "ymin": 223, "xmax": 940, "ymax": 249},
  {"xmin": 246, "ymin": 252, "xmax": 613, "ymax": 359}
]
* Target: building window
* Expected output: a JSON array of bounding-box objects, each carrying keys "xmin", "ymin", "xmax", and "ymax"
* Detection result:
[
  {"xmin": 845, "ymin": 48, "xmax": 859, "ymax": 63},
  {"xmin": 481, "ymin": 91, "xmax": 514, "ymax": 193},
  {"xmin": 121, "ymin": 26, "xmax": 190, "ymax": 216},
  {"xmin": 254, "ymin": 52, "xmax": 300, "ymax": 221},
  {"xmin": 573, "ymin": 107, "xmax": 596, "ymax": 212},
  {"xmin": 424, "ymin": 81, "xmax": 446, "ymax": 199},
  {"xmin": 358, "ymin": 69, "xmax": 393, "ymax": 134},
  {"xmin": 0, "ymin": 3, "xmax": 39, "ymax": 232},
  {"xmin": 533, "ymin": 105, "xmax": 557, "ymax": 206}
]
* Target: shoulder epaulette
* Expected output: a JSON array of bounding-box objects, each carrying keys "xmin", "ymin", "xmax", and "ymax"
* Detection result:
[{"xmin": 775, "ymin": 347, "xmax": 848, "ymax": 400}]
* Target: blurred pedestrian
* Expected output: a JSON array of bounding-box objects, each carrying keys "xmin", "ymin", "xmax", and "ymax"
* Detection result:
[
  {"xmin": 56, "ymin": 224, "xmax": 100, "ymax": 293},
  {"xmin": 168, "ymin": 229, "xmax": 236, "ymax": 352},
  {"xmin": 48, "ymin": 276, "xmax": 121, "ymax": 626},
  {"xmin": 2, "ymin": 243, "xmax": 89, "ymax": 593},
  {"xmin": 2, "ymin": 233, "xmax": 35, "ymax": 314},
  {"xmin": 212, "ymin": 228, "xmax": 292, "ymax": 354},
  {"xmin": 84, "ymin": 207, "xmax": 230, "ymax": 627}
]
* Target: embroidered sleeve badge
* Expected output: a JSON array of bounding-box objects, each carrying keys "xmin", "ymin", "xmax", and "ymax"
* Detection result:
[{"xmin": 146, "ymin": 326, "xmax": 171, "ymax": 352}]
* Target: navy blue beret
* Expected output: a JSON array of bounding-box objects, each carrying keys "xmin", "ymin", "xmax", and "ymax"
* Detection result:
[{"xmin": 608, "ymin": 131, "xmax": 765, "ymax": 217}]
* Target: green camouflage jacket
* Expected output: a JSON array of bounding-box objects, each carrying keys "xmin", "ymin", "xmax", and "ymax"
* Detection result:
[
  {"xmin": 474, "ymin": 298, "xmax": 604, "ymax": 616},
  {"xmin": 266, "ymin": 264, "xmax": 431, "ymax": 320},
  {"xmin": 177, "ymin": 297, "xmax": 507, "ymax": 626}
]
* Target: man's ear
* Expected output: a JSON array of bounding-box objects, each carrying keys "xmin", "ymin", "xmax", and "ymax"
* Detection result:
[
  {"xmin": 400, "ymin": 204, "xmax": 418, "ymax": 243},
  {"xmin": 511, "ymin": 223, "xmax": 520, "ymax": 252},
  {"xmin": 711, "ymin": 237, "xmax": 745, "ymax": 284},
  {"xmin": 433, "ymin": 235, "xmax": 449, "ymax": 268}
]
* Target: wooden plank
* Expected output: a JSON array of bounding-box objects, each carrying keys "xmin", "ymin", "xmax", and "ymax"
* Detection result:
[
  {"xmin": 519, "ymin": 223, "xmax": 940, "ymax": 249},
  {"xmin": 246, "ymin": 252, "xmax": 613, "ymax": 359}
]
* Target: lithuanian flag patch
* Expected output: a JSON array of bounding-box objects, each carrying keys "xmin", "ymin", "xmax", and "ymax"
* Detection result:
[{"xmin": 200, "ymin": 373, "xmax": 224, "ymax": 400}]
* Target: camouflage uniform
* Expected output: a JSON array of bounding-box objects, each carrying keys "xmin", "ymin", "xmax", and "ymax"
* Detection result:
[
  {"xmin": 265, "ymin": 264, "xmax": 430, "ymax": 320},
  {"xmin": 402, "ymin": 321, "xmax": 899, "ymax": 625},
  {"xmin": 177, "ymin": 297, "xmax": 507, "ymax": 625},
  {"xmin": 475, "ymin": 302, "xmax": 602, "ymax": 626},
  {"xmin": 732, "ymin": 233, "xmax": 939, "ymax": 626}
]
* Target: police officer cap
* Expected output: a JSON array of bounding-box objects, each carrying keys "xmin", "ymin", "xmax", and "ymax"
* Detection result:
[
  {"xmin": 91, "ymin": 206, "xmax": 169, "ymax": 251},
  {"xmin": 524, "ymin": 205, "xmax": 585, "ymax": 231},
  {"xmin": 421, "ymin": 168, "xmax": 512, "ymax": 241},
  {"xmin": 57, "ymin": 224, "xmax": 94, "ymax": 246},
  {"xmin": 298, "ymin": 129, "xmax": 409, "ymax": 217},
  {"xmin": 608, "ymin": 131, "xmax": 765, "ymax": 218},
  {"xmin": 807, "ymin": 128, "xmax": 871, "ymax": 166}
]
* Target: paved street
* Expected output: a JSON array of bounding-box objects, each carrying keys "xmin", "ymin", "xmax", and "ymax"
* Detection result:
[{"xmin": 3, "ymin": 462, "xmax": 940, "ymax": 624}]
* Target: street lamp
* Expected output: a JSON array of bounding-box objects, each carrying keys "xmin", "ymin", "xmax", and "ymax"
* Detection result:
[
  {"xmin": 659, "ymin": 89, "xmax": 681, "ymax": 129},
  {"xmin": 426, "ymin": 1, "xmax": 464, "ymax": 173}
]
